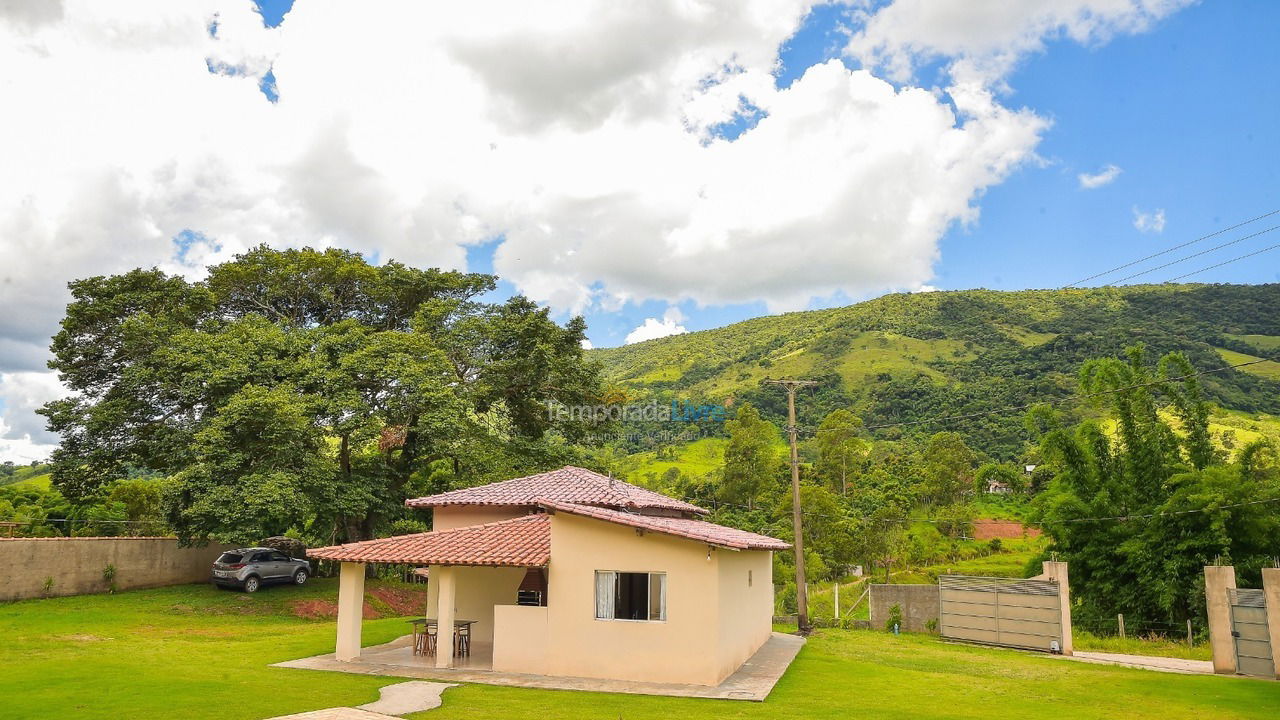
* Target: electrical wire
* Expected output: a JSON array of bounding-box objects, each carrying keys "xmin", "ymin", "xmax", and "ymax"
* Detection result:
[
  {"xmin": 1063, "ymin": 208, "xmax": 1280, "ymax": 287},
  {"xmin": 1163, "ymin": 241, "xmax": 1280, "ymax": 283},
  {"xmin": 1102, "ymin": 224, "xmax": 1280, "ymax": 286},
  {"xmin": 857, "ymin": 352, "xmax": 1279, "ymax": 431}
]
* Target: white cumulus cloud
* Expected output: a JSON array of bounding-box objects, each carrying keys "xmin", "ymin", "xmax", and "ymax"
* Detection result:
[
  {"xmin": 848, "ymin": 0, "xmax": 1194, "ymax": 85},
  {"xmin": 0, "ymin": 0, "xmax": 1197, "ymax": 460},
  {"xmin": 625, "ymin": 317, "xmax": 690, "ymax": 345},
  {"xmin": 1133, "ymin": 206, "xmax": 1167, "ymax": 233},
  {"xmin": 1078, "ymin": 164, "xmax": 1122, "ymax": 189}
]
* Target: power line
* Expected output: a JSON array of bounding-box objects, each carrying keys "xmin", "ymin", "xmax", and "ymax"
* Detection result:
[
  {"xmin": 860, "ymin": 352, "xmax": 1279, "ymax": 431},
  {"xmin": 674, "ymin": 486, "xmax": 1280, "ymax": 528},
  {"xmin": 1164, "ymin": 241, "xmax": 1280, "ymax": 283},
  {"xmin": 1102, "ymin": 224, "xmax": 1280, "ymax": 286},
  {"xmin": 1064, "ymin": 208, "xmax": 1280, "ymax": 287},
  {"xmin": 1053, "ymin": 496, "xmax": 1280, "ymax": 524}
]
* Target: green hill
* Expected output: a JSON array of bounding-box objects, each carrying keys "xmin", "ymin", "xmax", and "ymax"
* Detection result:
[
  {"xmin": 0, "ymin": 463, "xmax": 51, "ymax": 489},
  {"xmin": 591, "ymin": 284, "xmax": 1280, "ymax": 460}
]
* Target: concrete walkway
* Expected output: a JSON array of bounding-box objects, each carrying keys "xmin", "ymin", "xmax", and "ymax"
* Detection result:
[
  {"xmin": 265, "ymin": 708, "xmax": 399, "ymax": 720},
  {"xmin": 356, "ymin": 681, "xmax": 457, "ymax": 714},
  {"xmin": 274, "ymin": 631, "xmax": 804, "ymax": 701},
  {"xmin": 1067, "ymin": 651, "xmax": 1215, "ymax": 675}
]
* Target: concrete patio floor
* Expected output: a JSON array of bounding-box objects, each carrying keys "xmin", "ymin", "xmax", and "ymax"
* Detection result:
[
  {"xmin": 273, "ymin": 631, "xmax": 805, "ymax": 701},
  {"xmin": 1067, "ymin": 651, "xmax": 1215, "ymax": 675}
]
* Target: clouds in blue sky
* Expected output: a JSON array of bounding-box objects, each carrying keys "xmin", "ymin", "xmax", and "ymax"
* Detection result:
[
  {"xmin": 1133, "ymin": 207, "xmax": 1167, "ymax": 234},
  {"xmin": 0, "ymin": 0, "xmax": 1223, "ymax": 460},
  {"xmin": 1078, "ymin": 164, "xmax": 1122, "ymax": 190}
]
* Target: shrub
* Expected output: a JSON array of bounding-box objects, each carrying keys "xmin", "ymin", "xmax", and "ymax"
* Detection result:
[
  {"xmin": 102, "ymin": 563, "xmax": 118, "ymax": 594},
  {"xmin": 885, "ymin": 603, "xmax": 904, "ymax": 632}
]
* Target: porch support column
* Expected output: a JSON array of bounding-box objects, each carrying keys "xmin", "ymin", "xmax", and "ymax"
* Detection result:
[
  {"xmin": 1261, "ymin": 568, "xmax": 1280, "ymax": 680},
  {"xmin": 1041, "ymin": 561, "xmax": 1072, "ymax": 656},
  {"xmin": 1204, "ymin": 565, "xmax": 1237, "ymax": 675},
  {"xmin": 435, "ymin": 565, "xmax": 457, "ymax": 669},
  {"xmin": 335, "ymin": 561, "xmax": 366, "ymax": 662}
]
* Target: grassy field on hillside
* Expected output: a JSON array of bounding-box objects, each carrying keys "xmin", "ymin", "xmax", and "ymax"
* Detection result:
[
  {"xmin": 1227, "ymin": 333, "xmax": 1280, "ymax": 353},
  {"xmin": 1215, "ymin": 347, "xmax": 1280, "ymax": 381},
  {"xmin": 621, "ymin": 437, "xmax": 732, "ymax": 483},
  {"xmin": 2, "ymin": 580, "xmax": 1276, "ymax": 720},
  {"xmin": 8, "ymin": 472, "xmax": 51, "ymax": 490},
  {"xmin": 1, "ymin": 463, "xmax": 52, "ymax": 489}
]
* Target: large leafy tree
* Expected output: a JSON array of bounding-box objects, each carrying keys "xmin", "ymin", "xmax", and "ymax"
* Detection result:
[
  {"xmin": 815, "ymin": 409, "xmax": 867, "ymax": 495},
  {"xmin": 1032, "ymin": 346, "xmax": 1280, "ymax": 627},
  {"xmin": 720, "ymin": 402, "xmax": 781, "ymax": 510},
  {"xmin": 40, "ymin": 246, "xmax": 601, "ymax": 544},
  {"xmin": 919, "ymin": 431, "xmax": 977, "ymax": 506}
]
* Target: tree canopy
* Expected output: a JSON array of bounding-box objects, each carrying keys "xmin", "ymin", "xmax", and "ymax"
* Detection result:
[
  {"xmin": 40, "ymin": 246, "xmax": 602, "ymax": 544},
  {"xmin": 1031, "ymin": 346, "xmax": 1280, "ymax": 627}
]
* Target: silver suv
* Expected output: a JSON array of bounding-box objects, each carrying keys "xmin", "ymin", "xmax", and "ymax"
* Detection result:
[{"xmin": 211, "ymin": 547, "xmax": 311, "ymax": 593}]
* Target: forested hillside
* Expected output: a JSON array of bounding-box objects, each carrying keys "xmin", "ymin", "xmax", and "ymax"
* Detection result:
[{"xmin": 592, "ymin": 284, "xmax": 1280, "ymax": 460}]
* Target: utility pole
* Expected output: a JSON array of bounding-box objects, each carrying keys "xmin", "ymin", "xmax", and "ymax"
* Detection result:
[{"xmin": 763, "ymin": 377, "xmax": 817, "ymax": 633}]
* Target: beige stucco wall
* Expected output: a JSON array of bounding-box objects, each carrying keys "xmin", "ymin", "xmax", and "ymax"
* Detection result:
[
  {"xmin": 0, "ymin": 537, "xmax": 235, "ymax": 602},
  {"xmin": 491, "ymin": 512, "xmax": 773, "ymax": 686},
  {"xmin": 492, "ymin": 604, "xmax": 549, "ymax": 670},
  {"xmin": 715, "ymin": 547, "xmax": 774, "ymax": 681},
  {"xmin": 430, "ymin": 505, "xmax": 528, "ymax": 531},
  {"xmin": 425, "ymin": 564, "xmax": 526, "ymax": 644}
]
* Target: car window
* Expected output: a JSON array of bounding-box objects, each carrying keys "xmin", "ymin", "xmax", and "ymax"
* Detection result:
[
  {"xmin": 217, "ymin": 553, "xmax": 243, "ymax": 564},
  {"xmin": 270, "ymin": 552, "xmax": 289, "ymax": 562},
  {"xmin": 251, "ymin": 552, "xmax": 271, "ymax": 563}
]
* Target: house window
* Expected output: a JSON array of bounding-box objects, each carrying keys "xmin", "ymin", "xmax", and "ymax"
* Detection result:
[{"xmin": 594, "ymin": 571, "xmax": 666, "ymax": 621}]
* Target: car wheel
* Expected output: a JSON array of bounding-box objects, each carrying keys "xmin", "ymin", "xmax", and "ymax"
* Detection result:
[
  {"xmin": 243, "ymin": 576, "xmax": 261, "ymax": 593},
  {"xmin": 293, "ymin": 569, "xmax": 309, "ymax": 586}
]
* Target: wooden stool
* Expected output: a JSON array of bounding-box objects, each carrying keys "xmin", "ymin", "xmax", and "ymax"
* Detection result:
[
  {"xmin": 454, "ymin": 624, "xmax": 470, "ymax": 657},
  {"xmin": 425, "ymin": 623, "xmax": 438, "ymax": 656}
]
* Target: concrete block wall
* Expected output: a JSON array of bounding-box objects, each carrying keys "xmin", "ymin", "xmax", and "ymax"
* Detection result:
[
  {"xmin": 0, "ymin": 537, "xmax": 235, "ymax": 602},
  {"xmin": 869, "ymin": 583, "xmax": 939, "ymax": 632}
]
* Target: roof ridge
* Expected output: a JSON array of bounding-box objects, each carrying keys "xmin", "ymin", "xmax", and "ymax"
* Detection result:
[
  {"xmin": 536, "ymin": 498, "xmax": 788, "ymax": 551},
  {"xmin": 404, "ymin": 465, "xmax": 708, "ymax": 515},
  {"xmin": 323, "ymin": 513, "xmax": 546, "ymax": 550}
]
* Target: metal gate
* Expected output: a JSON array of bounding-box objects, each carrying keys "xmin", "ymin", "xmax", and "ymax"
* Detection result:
[
  {"xmin": 939, "ymin": 575, "xmax": 1062, "ymax": 652},
  {"xmin": 1230, "ymin": 588, "xmax": 1274, "ymax": 678}
]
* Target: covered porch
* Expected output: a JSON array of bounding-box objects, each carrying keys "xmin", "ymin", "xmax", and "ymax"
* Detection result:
[{"xmin": 306, "ymin": 514, "xmax": 551, "ymax": 671}]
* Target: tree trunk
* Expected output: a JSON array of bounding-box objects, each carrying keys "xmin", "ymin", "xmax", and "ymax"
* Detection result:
[{"xmin": 339, "ymin": 433, "xmax": 352, "ymax": 480}]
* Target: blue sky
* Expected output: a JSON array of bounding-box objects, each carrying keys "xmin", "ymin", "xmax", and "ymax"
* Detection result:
[
  {"xmin": 553, "ymin": 0, "xmax": 1280, "ymax": 347},
  {"xmin": 237, "ymin": 0, "xmax": 1280, "ymax": 345},
  {"xmin": 1, "ymin": 1, "xmax": 1277, "ymax": 462}
]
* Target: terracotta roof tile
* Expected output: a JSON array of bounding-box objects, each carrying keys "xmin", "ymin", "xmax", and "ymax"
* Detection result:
[
  {"xmin": 307, "ymin": 514, "xmax": 550, "ymax": 566},
  {"xmin": 405, "ymin": 465, "xmax": 707, "ymax": 516},
  {"xmin": 538, "ymin": 498, "xmax": 791, "ymax": 551}
]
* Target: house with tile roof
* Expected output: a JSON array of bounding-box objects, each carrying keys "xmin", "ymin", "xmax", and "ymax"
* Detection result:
[{"xmin": 308, "ymin": 465, "xmax": 789, "ymax": 686}]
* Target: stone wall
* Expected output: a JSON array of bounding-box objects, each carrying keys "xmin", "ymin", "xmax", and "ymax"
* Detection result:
[
  {"xmin": 869, "ymin": 583, "xmax": 939, "ymax": 633},
  {"xmin": 0, "ymin": 537, "xmax": 236, "ymax": 602}
]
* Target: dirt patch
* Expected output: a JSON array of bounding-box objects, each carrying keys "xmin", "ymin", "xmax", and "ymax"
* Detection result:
[
  {"xmin": 289, "ymin": 590, "xmax": 423, "ymax": 620},
  {"xmin": 369, "ymin": 585, "xmax": 429, "ymax": 617},
  {"xmin": 290, "ymin": 599, "xmax": 339, "ymax": 619},
  {"xmin": 973, "ymin": 519, "xmax": 1042, "ymax": 540}
]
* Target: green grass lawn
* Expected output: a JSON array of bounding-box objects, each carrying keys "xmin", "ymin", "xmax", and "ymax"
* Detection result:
[{"xmin": 2, "ymin": 581, "xmax": 1277, "ymax": 720}]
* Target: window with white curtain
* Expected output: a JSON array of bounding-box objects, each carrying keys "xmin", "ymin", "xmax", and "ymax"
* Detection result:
[{"xmin": 594, "ymin": 570, "xmax": 666, "ymax": 621}]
